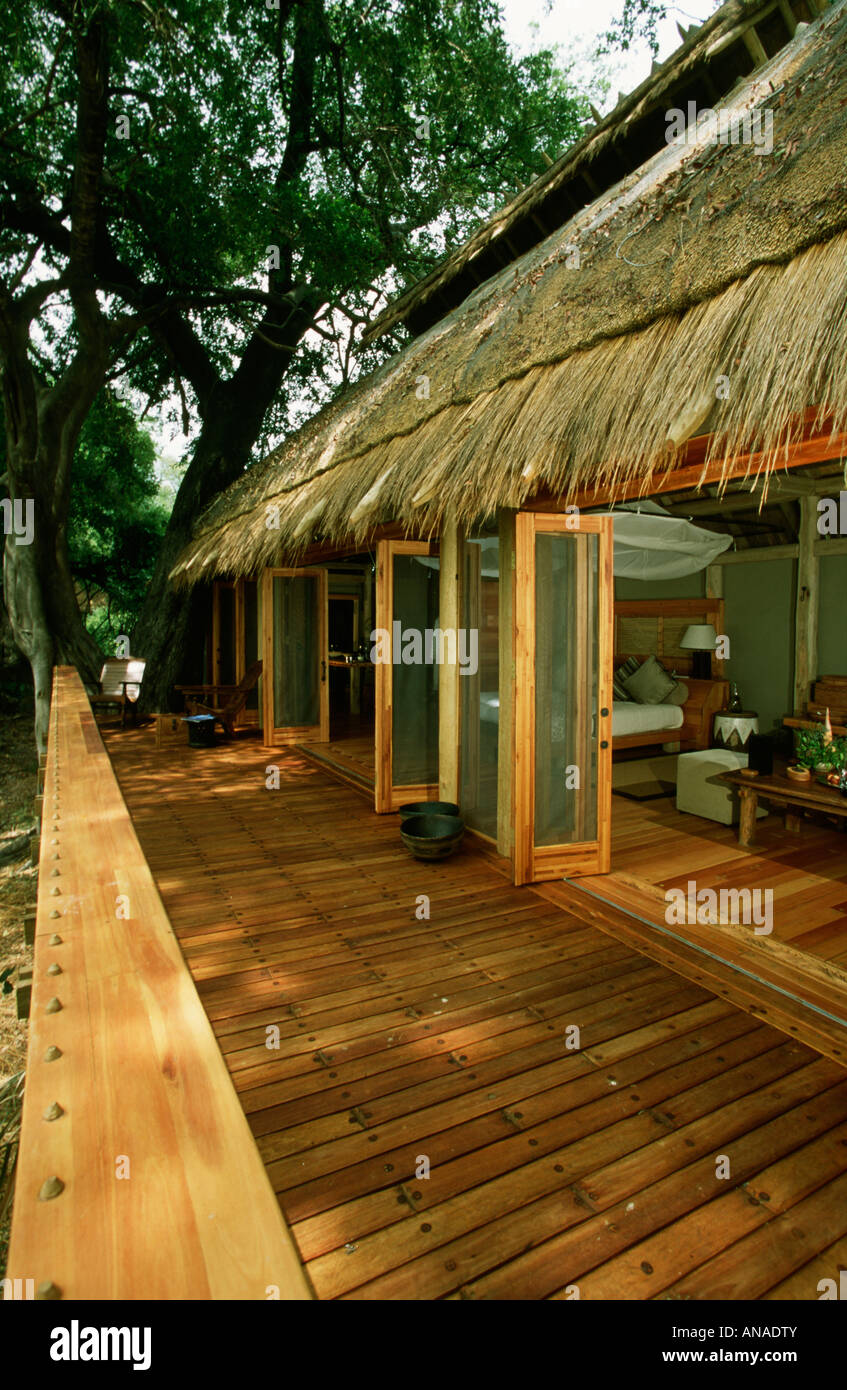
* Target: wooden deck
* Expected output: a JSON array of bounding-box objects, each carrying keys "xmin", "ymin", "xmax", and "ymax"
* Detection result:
[
  {"xmin": 608, "ymin": 791, "xmax": 847, "ymax": 968},
  {"xmin": 104, "ymin": 724, "xmax": 847, "ymax": 1300}
]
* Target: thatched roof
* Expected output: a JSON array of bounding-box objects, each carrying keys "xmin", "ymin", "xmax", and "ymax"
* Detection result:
[
  {"xmin": 363, "ymin": 0, "xmax": 835, "ymax": 345},
  {"xmin": 173, "ymin": 0, "xmax": 847, "ymax": 588}
]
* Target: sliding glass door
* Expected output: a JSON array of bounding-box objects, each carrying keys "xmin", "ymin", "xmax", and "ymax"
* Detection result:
[
  {"xmin": 261, "ymin": 567, "xmax": 328, "ymax": 744},
  {"xmin": 374, "ymin": 540, "xmax": 440, "ymax": 812},
  {"xmin": 513, "ymin": 512, "xmax": 613, "ymax": 883}
]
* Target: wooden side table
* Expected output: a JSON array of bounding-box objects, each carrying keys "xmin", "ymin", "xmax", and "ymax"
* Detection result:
[{"xmin": 719, "ymin": 766, "xmax": 847, "ymax": 847}]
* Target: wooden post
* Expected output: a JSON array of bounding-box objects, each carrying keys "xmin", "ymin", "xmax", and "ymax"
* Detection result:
[
  {"xmin": 439, "ymin": 515, "xmax": 461, "ymax": 804},
  {"xmin": 705, "ymin": 564, "xmax": 723, "ymax": 600},
  {"xmin": 793, "ymin": 495, "xmax": 820, "ymax": 714},
  {"xmin": 497, "ymin": 510, "xmax": 516, "ymax": 862}
]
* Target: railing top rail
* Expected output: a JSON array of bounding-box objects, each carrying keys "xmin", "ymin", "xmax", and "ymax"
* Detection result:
[{"xmin": 7, "ymin": 667, "xmax": 311, "ymax": 1301}]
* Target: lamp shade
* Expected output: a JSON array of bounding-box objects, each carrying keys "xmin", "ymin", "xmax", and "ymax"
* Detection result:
[{"xmin": 680, "ymin": 623, "xmax": 717, "ymax": 652}]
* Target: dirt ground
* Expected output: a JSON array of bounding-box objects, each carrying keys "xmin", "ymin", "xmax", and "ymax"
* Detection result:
[{"xmin": 0, "ymin": 700, "xmax": 38, "ymax": 1279}]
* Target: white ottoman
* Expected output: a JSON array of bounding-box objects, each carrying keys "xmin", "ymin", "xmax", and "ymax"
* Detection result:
[{"xmin": 676, "ymin": 749, "xmax": 768, "ymax": 826}]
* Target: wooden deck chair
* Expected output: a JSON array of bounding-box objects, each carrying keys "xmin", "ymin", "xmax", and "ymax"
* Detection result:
[
  {"xmin": 182, "ymin": 659, "xmax": 263, "ymax": 736},
  {"xmin": 89, "ymin": 658, "xmax": 146, "ymax": 727}
]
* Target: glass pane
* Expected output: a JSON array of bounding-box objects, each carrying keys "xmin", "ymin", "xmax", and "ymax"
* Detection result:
[
  {"xmin": 534, "ymin": 533, "xmax": 598, "ymax": 847},
  {"xmin": 392, "ymin": 554, "xmax": 439, "ymax": 786},
  {"xmin": 272, "ymin": 576, "xmax": 319, "ymax": 727},
  {"xmin": 460, "ymin": 534, "xmax": 499, "ymax": 837},
  {"xmin": 217, "ymin": 584, "xmax": 236, "ymax": 684}
]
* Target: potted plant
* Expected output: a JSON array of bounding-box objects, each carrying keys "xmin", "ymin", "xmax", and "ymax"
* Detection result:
[{"xmin": 794, "ymin": 725, "xmax": 847, "ymax": 787}]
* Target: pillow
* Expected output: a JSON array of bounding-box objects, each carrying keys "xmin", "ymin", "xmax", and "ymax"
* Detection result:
[
  {"xmin": 665, "ymin": 680, "xmax": 689, "ymax": 706},
  {"xmin": 613, "ymin": 671, "xmax": 631, "ymax": 701},
  {"xmin": 614, "ymin": 656, "xmax": 639, "ymax": 700},
  {"xmin": 623, "ymin": 655, "xmax": 678, "ymax": 706}
]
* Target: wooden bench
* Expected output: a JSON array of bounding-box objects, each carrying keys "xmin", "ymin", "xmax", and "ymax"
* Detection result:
[{"xmin": 6, "ymin": 667, "xmax": 310, "ymax": 1300}]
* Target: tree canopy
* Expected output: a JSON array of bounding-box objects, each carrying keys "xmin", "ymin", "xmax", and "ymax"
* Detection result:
[{"xmin": 1, "ymin": 0, "xmax": 595, "ymax": 733}]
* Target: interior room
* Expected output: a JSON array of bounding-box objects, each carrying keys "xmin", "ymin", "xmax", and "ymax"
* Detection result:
[{"xmin": 595, "ymin": 459, "xmax": 847, "ymax": 973}]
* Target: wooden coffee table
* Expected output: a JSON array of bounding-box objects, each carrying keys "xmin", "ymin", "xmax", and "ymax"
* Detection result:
[{"xmin": 720, "ymin": 765, "xmax": 847, "ymax": 847}]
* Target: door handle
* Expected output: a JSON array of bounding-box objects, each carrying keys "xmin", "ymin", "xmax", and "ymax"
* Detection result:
[
  {"xmin": 600, "ymin": 707, "xmax": 609, "ymax": 718},
  {"xmin": 321, "ymin": 660, "xmax": 327, "ymax": 681},
  {"xmin": 600, "ymin": 740, "xmax": 609, "ymax": 749}
]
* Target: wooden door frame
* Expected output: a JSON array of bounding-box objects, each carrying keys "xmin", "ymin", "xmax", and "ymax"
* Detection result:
[
  {"xmin": 374, "ymin": 538, "xmax": 440, "ymax": 813},
  {"xmin": 212, "ymin": 577, "xmax": 259, "ymax": 686},
  {"xmin": 261, "ymin": 566, "xmax": 329, "ymax": 745},
  {"xmin": 513, "ymin": 512, "xmax": 613, "ymax": 884}
]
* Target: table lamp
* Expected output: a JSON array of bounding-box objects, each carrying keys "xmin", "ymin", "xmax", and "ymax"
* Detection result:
[{"xmin": 680, "ymin": 623, "xmax": 717, "ymax": 679}]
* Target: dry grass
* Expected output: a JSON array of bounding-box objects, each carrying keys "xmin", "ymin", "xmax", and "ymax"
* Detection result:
[{"xmin": 0, "ymin": 704, "xmax": 37, "ymax": 1280}]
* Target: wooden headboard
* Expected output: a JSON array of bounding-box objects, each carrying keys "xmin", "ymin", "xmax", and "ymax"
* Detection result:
[{"xmin": 614, "ymin": 597, "xmax": 726, "ymax": 679}]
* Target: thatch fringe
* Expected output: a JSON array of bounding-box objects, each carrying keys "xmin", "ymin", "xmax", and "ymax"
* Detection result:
[{"xmin": 172, "ymin": 231, "xmax": 847, "ymax": 587}]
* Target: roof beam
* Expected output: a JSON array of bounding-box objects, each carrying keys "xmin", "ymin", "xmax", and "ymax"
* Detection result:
[
  {"xmin": 741, "ymin": 24, "xmax": 770, "ymax": 67},
  {"xmin": 537, "ymin": 421, "xmax": 847, "ymax": 512}
]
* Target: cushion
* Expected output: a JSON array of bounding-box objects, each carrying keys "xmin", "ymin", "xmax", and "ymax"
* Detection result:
[
  {"xmin": 665, "ymin": 680, "xmax": 689, "ymax": 706},
  {"xmin": 612, "ymin": 671, "xmax": 631, "ymax": 701},
  {"xmin": 623, "ymin": 656, "xmax": 678, "ymax": 706}
]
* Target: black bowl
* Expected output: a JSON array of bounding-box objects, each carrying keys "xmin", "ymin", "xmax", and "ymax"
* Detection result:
[
  {"xmin": 398, "ymin": 800, "xmax": 460, "ymax": 821},
  {"xmin": 400, "ymin": 814, "xmax": 465, "ymax": 860}
]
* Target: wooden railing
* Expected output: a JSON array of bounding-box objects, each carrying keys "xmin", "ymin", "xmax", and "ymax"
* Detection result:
[{"xmin": 7, "ymin": 668, "xmax": 311, "ymax": 1300}]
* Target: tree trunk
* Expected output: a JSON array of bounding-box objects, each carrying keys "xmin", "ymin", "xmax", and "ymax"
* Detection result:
[
  {"xmin": 133, "ymin": 314, "xmax": 314, "ymax": 713},
  {"xmin": 3, "ymin": 497, "xmax": 101, "ymax": 752}
]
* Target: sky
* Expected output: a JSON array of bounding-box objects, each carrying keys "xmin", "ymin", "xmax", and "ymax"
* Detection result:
[{"xmin": 501, "ymin": 0, "xmax": 718, "ymax": 109}]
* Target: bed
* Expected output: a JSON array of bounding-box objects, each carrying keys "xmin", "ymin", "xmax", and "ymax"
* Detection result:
[
  {"xmin": 612, "ymin": 678, "xmax": 727, "ymax": 750},
  {"xmin": 612, "ymin": 597, "xmax": 729, "ymax": 752},
  {"xmin": 477, "ymin": 593, "xmax": 729, "ymax": 752},
  {"xmin": 481, "ymin": 680, "xmax": 725, "ymax": 751},
  {"xmin": 613, "ymin": 700, "xmax": 683, "ymax": 739}
]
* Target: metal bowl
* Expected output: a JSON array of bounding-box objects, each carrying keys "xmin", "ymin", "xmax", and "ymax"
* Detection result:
[
  {"xmin": 398, "ymin": 801, "xmax": 460, "ymax": 821},
  {"xmin": 400, "ymin": 814, "xmax": 465, "ymax": 860}
]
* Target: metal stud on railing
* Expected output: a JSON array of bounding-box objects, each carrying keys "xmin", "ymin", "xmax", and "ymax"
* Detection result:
[
  {"xmin": 42, "ymin": 1102, "xmax": 64, "ymax": 1122},
  {"xmin": 36, "ymin": 1281, "xmax": 62, "ymax": 1300},
  {"xmin": 45, "ymin": 997, "xmax": 62, "ymax": 1014},
  {"xmin": 43, "ymin": 1045, "xmax": 62, "ymax": 1062},
  {"xmin": 38, "ymin": 1176, "xmax": 64, "ymax": 1201},
  {"xmin": 47, "ymin": 963, "xmax": 62, "ymax": 976}
]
